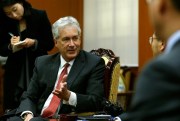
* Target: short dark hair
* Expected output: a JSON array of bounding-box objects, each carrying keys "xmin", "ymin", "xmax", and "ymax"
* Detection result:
[
  {"xmin": 0, "ymin": 0, "xmax": 32, "ymax": 19},
  {"xmin": 154, "ymin": 32, "xmax": 163, "ymax": 42},
  {"xmin": 171, "ymin": 0, "xmax": 180, "ymax": 12}
]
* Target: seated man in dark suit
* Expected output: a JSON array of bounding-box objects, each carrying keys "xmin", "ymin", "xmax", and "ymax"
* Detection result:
[{"xmin": 10, "ymin": 16, "xmax": 105, "ymax": 121}]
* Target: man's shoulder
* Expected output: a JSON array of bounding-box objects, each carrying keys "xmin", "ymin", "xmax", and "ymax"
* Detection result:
[
  {"xmin": 81, "ymin": 50, "xmax": 102, "ymax": 60},
  {"xmin": 141, "ymin": 56, "xmax": 168, "ymax": 76},
  {"xmin": 76, "ymin": 50, "xmax": 104, "ymax": 67},
  {"xmin": 152, "ymin": 48, "xmax": 180, "ymax": 70},
  {"xmin": 139, "ymin": 50, "xmax": 180, "ymax": 82},
  {"xmin": 36, "ymin": 53, "xmax": 59, "ymax": 62}
]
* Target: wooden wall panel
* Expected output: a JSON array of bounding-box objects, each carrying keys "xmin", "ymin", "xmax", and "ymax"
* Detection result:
[
  {"xmin": 139, "ymin": 0, "xmax": 153, "ymax": 70},
  {"xmin": 28, "ymin": 0, "xmax": 84, "ymax": 54}
]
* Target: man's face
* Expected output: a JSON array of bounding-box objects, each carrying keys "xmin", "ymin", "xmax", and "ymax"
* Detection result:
[
  {"xmin": 149, "ymin": 33, "xmax": 164, "ymax": 56},
  {"xmin": 55, "ymin": 26, "xmax": 81, "ymax": 62}
]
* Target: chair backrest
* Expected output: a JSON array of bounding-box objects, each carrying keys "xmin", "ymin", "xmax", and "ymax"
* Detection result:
[{"xmin": 90, "ymin": 48, "xmax": 120, "ymax": 103}]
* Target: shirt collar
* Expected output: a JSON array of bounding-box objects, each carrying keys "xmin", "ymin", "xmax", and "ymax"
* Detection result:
[
  {"xmin": 60, "ymin": 56, "xmax": 75, "ymax": 69},
  {"xmin": 165, "ymin": 30, "xmax": 180, "ymax": 54}
]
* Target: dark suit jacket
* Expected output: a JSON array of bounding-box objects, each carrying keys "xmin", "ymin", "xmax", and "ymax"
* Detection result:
[
  {"xmin": 16, "ymin": 50, "xmax": 105, "ymax": 115},
  {"xmin": 0, "ymin": 8, "xmax": 54, "ymax": 109},
  {"xmin": 0, "ymin": 8, "xmax": 54, "ymax": 56},
  {"xmin": 122, "ymin": 40, "xmax": 180, "ymax": 121}
]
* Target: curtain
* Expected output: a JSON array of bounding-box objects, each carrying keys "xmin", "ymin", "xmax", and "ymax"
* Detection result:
[{"xmin": 84, "ymin": 0, "xmax": 138, "ymax": 66}]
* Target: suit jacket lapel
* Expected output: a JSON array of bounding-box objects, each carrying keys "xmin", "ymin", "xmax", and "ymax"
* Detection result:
[
  {"xmin": 172, "ymin": 39, "xmax": 180, "ymax": 51},
  {"xmin": 67, "ymin": 51, "xmax": 85, "ymax": 88},
  {"xmin": 48, "ymin": 53, "xmax": 61, "ymax": 88}
]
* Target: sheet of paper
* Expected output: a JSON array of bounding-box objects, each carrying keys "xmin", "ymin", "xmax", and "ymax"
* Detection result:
[{"xmin": 12, "ymin": 41, "xmax": 25, "ymax": 53}]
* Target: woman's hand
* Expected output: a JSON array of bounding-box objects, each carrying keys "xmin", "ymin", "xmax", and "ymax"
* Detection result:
[
  {"xmin": 10, "ymin": 36, "xmax": 20, "ymax": 45},
  {"xmin": 21, "ymin": 38, "xmax": 36, "ymax": 48}
]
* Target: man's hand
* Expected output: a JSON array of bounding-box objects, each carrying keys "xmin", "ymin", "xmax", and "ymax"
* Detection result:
[
  {"xmin": 53, "ymin": 74, "xmax": 71, "ymax": 101},
  {"xmin": 114, "ymin": 117, "xmax": 122, "ymax": 121},
  {"xmin": 24, "ymin": 113, "xmax": 33, "ymax": 121}
]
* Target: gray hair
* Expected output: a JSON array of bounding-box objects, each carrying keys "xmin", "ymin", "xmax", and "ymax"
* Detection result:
[{"xmin": 52, "ymin": 16, "xmax": 81, "ymax": 40}]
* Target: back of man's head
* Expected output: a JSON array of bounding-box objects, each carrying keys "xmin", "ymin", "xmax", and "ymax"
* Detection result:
[
  {"xmin": 171, "ymin": 0, "xmax": 180, "ymax": 12},
  {"xmin": 147, "ymin": 0, "xmax": 180, "ymax": 43}
]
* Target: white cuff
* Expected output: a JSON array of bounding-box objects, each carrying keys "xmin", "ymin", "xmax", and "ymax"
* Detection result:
[
  {"xmin": 20, "ymin": 111, "xmax": 34, "ymax": 120},
  {"xmin": 114, "ymin": 116, "xmax": 122, "ymax": 121},
  {"xmin": 63, "ymin": 91, "xmax": 77, "ymax": 106}
]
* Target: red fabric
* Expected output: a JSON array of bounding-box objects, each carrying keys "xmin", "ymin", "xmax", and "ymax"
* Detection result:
[
  {"xmin": 49, "ymin": 119, "xmax": 58, "ymax": 121},
  {"xmin": 42, "ymin": 63, "xmax": 69, "ymax": 118}
]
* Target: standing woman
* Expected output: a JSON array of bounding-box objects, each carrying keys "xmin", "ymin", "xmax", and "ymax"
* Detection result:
[{"xmin": 0, "ymin": 0, "xmax": 54, "ymax": 111}]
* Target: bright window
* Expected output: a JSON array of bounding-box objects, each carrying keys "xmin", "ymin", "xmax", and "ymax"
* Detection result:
[{"xmin": 84, "ymin": 0, "xmax": 138, "ymax": 66}]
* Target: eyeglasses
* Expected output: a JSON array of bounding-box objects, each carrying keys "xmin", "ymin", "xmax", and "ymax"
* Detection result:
[{"xmin": 149, "ymin": 37, "xmax": 158, "ymax": 44}]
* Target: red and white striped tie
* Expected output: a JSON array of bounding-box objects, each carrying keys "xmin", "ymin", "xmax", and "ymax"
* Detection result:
[{"xmin": 42, "ymin": 63, "xmax": 69, "ymax": 118}]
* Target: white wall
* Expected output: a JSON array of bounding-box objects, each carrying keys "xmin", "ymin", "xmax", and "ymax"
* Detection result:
[{"xmin": 83, "ymin": 0, "xmax": 138, "ymax": 66}]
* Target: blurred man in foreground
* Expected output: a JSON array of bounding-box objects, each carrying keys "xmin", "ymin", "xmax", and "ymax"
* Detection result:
[{"xmin": 116, "ymin": 0, "xmax": 180, "ymax": 121}]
